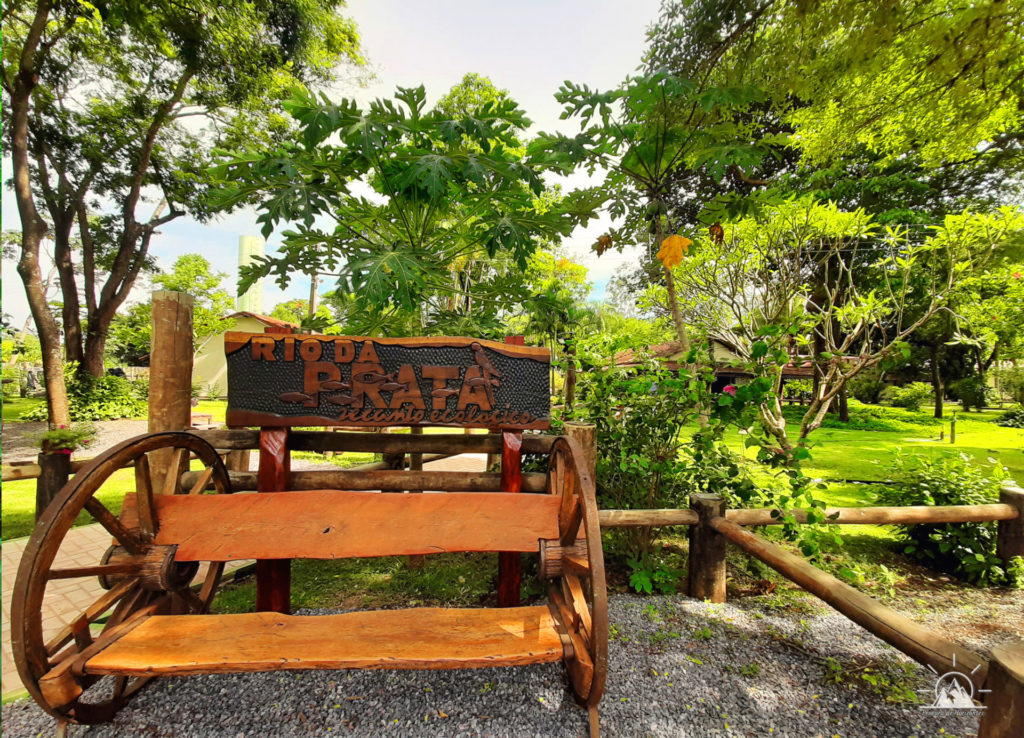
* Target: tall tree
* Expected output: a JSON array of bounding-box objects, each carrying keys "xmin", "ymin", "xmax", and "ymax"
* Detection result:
[
  {"xmin": 2, "ymin": 0, "xmax": 363, "ymax": 425},
  {"xmin": 530, "ymin": 73, "xmax": 774, "ymax": 351},
  {"xmin": 108, "ymin": 254, "xmax": 237, "ymax": 365}
]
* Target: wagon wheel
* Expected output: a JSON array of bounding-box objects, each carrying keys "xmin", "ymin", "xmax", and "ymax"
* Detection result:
[
  {"xmin": 546, "ymin": 437, "xmax": 608, "ymax": 716},
  {"xmin": 11, "ymin": 431, "xmax": 231, "ymax": 725}
]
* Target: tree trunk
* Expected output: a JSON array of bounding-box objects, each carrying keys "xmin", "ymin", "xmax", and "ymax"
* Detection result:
[
  {"xmin": 653, "ymin": 210, "xmax": 689, "ymax": 352},
  {"xmin": 838, "ymin": 385, "xmax": 849, "ymax": 422},
  {"xmin": 564, "ymin": 334, "xmax": 577, "ymax": 413},
  {"xmin": 81, "ymin": 304, "xmax": 120, "ymax": 378},
  {"xmin": 8, "ymin": 0, "xmax": 70, "ymax": 428},
  {"xmin": 930, "ymin": 344, "xmax": 944, "ymax": 419}
]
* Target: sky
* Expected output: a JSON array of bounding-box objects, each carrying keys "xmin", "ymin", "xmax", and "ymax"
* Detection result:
[{"xmin": 1, "ymin": 0, "xmax": 661, "ymax": 329}]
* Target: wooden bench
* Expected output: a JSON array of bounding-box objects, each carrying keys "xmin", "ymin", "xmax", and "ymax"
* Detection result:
[{"xmin": 12, "ymin": 333, "xmax": 608, "ymax": 735}]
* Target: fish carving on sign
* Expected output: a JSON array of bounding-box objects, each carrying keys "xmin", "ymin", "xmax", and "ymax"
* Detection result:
[{"xmin": 225, "ymin": 333, "xmax": 550, "ymax": 430}]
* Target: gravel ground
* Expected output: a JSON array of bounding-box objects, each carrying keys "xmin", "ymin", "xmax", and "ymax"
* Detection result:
[{"xmin": 2, "ymin": 595, "xmax": 996, "ymax": 738}]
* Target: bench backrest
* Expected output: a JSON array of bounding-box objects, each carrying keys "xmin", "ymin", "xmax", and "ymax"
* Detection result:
[{"xmin": 224, "ymin": 332, "xmax": 550, "ymax": 430}]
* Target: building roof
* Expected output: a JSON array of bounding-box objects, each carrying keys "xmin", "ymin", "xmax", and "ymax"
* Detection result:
[{"xmin": 227, "ymin": 312, "xmax": 300, "ymax": 331}]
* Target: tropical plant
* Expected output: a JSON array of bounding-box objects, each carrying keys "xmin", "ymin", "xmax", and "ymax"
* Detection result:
[
  {"xmin": 878, "ymin": 453, "xmax": 1022, "ymax": 588},
  {"xmin": 211, "ymin": 86, "xmax": 602, "ymax": 335}
]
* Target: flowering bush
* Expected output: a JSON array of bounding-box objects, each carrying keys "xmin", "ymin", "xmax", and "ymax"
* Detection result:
[{"xmin": 35, "ymin": 424, "xmax": 96, "ymax": 454}]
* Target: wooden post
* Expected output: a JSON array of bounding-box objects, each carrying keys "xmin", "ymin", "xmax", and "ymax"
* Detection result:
[
  {"xmin": 408, "ymin": 426, "xmax": 426, "ymax": 570},
  {"xmin": 687, "ymin": 493, "xmax": 726, "ymax": 602},
  {"xmin": 35, "ymin": 451, "xmax": 71, "ymax": 521},
  {"xmin": 148, "ymin": 290, "xmax": 194, "ymax": 493},
  {"xmin": 980, "ymin": 642, "xmax": 1024, "ymax": 738},
  {"xmin": 256, "ymin": 428, "xmax": 291, "ymax": 614},
  {"xmin": 950, "ymin": 411, "xmax": 957, "ymax": 444},
  {"xmin": 564, "ymin": 422, "xmax": 596, "ymax": 482},
  {"xmin": 497, "ymin": 429, "xmax": 523, "ymax": 607},
  {"xmin": 997, "ymin": 482, "xmax": 1024, "ymax": 567}
]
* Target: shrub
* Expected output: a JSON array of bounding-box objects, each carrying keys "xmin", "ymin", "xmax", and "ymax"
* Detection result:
[
  {"xmin": 782, "ymin": 378, "xmax": 812, "ymax": 401},
  {"xmin": 21, "ymin": 364, "xmax": 148, "ymax": 421},
  {"xmin": 848, "ymin": 365, "xmax": 887, "ymax": 404},
  {"xmin": 996, "ymin": 405, "xmax": 1024, "ymax": 428},
  {"xmin": 877, "ymin": 453, "xmax": 1023, "ymax": 588},
  {"xmin": 881, "ymin": 382, "xmax": 933, "ymax": 412},
  {"xmin": 994, "ymin": 367, "xmax": 1024, "ymax": 404},
  {"xmin": 949, "ymin": 375, "xmax": 995, "ymax": 411}
]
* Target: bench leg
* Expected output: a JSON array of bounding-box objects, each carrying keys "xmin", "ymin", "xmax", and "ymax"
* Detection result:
[
  {"xmin": 257, "ymin": 428, "xmax": 291, "ymax": 613},
  {"xmin": 497, "ymin": 430, "xmax": 523, "ymax": 607},
  {"xmin": 256, "ymin": 560, "xmax": 291, "ymax": 614}
]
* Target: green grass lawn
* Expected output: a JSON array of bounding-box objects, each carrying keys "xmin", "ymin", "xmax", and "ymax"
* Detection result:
[{"xmin": 2, "ymin": 395, "xmax": 45, "ymax": 422}]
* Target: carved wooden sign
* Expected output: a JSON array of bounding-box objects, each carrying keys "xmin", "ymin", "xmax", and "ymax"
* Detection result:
[{"xmin": 224, "ymin": 332, "xmax": 551, "ymax": 429}]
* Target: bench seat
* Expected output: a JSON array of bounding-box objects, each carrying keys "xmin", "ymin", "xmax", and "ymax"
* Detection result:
[{"xmin": 85, "ymin": 607, "xmax": 564, "ymax": 676}]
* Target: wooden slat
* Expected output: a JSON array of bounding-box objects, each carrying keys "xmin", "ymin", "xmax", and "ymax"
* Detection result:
[
  {"xmin": 156, "ymin": 490, "xmax": 561, "ymax": 561},
  {"xmin": 84, "ymin": 607, "xmax": 563, "ymax": 676}
]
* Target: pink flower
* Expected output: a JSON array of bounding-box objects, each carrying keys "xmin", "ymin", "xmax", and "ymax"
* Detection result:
[
  {"xmin": 59, "ymin": 424, "xmax": 67, "ymax": 429},
  {"xmin": 58, "ymin": 448, "xmax": 73, "ymax": 455},
  {"xmin": 723, "ymin": 385, "xmax": 737, "ymax": 396}
]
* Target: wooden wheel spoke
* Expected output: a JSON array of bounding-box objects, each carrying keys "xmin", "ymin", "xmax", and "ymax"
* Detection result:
[
  {"xmin": 562, "ymin": 574, "xmax": 593, "ymax": 644},
  {"xmin": 560, "ymin": 494, "xmax": 583, "ymax": 545},
  {"xmin": 176, "ymin": 587, "xmax": 208, "ymax": 613},
  {"xmin": 45, "ymin": 580, "xmax": 138, "ymax": 658},
  {"xmin": 112, "ymin": 676, "xmax": 129, "ymax": 698},
  {"xmin": 161, "ymin": 448, "xmax": 187, "ymax": 497},
  {"xmin": 198, "ymin": 562, "xmax": 225, "ymax": 604},
  {"xmin": 83, "ymin": 498, "xmax": 144, "ymax": 555},
  {"xmin": 134, "ymin": 454, "xmax": 157, "ymax": 539},
  {"xmin": 187, "ymin": 466, "xmax": 215, "ymax": 496},
  {"xmin": 47, "ymin": 562, "xmax": 141, "ymax": 581}
]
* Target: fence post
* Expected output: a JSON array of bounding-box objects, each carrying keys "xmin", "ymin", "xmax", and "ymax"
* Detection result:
[
  {"xmin": 407, "ymin": 426, "xmax": 426, "ymax": 570},
  {"xmin": 687, "ymin": 493, "xmax": 727, "ymax": 603},
  {"xmin": 148, "ymin": 290, "xmax": 194, "ymax": 493},
  {"xmin": 979, "ymin": 641, "xmax": 1024, "ymax": 738},
  {"xmin": 564, "ymin": 421, "xmax": 597, "ymax": 482},
  {"xmin": 35, "ymin": 451, "xmax": 71, "ymax": 521},
  {"xmin": 997, "ymin": 482, "xmax": 1024, "ymax": 567}
]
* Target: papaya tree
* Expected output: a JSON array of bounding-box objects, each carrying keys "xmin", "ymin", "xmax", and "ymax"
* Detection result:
[
  {"xmin": 210, "ymin": 86, "xmax": 603, "ymax": 331},
  {"xmin": 529, "ymin": 73, "xmax": 777, "ymax": 352}
]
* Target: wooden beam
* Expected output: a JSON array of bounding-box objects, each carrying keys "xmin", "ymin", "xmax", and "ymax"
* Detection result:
[
  {"xmin": 598, "ymin": 509, "xmax": 699, "ymax": 527},
  {"xmin": 182, "ymin": 469, "xmax": 547, "ymax": 493},
  {"xmin": 710, "ymin": 516, "xmax": 987, "ymax": 680},
  {"xmin": 595, "ymin": 504, "xmax": 1019, "ymax": 529},
  {"xmin": 727, "ymin": 503, "xmax": 1020, "ymax": 527},
  {"xmin": 979, "ymin": 641, "xmax": 1024, "ymax": 738},
  {"xmin": 687, "ymin": 495, "xmax": 726, "ymax": 603},
  {"xmin": 996, "ymin": 483, "xmax": 1024, "ymax": 567},
  {"xmin": 148, "ymin": 291, "xmax": 194, "ymax": 493}
]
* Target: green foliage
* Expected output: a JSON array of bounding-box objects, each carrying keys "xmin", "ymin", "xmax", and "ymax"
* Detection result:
[
  {"xmin": 950, "ymin": 375, "xmax": 995, "ymax": 412},
  {"xmin": 34, "ymin": 423, "xmax": 96, "ymax": 453},
  {"xmin": 882, "ymin": 382, "xmax": 933, "ymax": 412},
  {"xmin": 847, "ymin": 366, "xmax": 888, "ymax": 405},
  {"xmin": 109, "ymin": 254, "xmax": 237, "ymax": 364},
  {"xmin": 996, "ymin": 367, "xmax": 1024, "ymax": 404},
  {"xmin": 21, "ymin": 365, "xmax": 147, "ymax": 422},
  {"xmin": 627, "ymin": 553, "xmax": 684, "ymax": 595},
  {"xmin": 878, "ymin": 453, "xmax": 1022, "ymax": 588},
  {"xmin": 651, "ymin": 1, "xmax": 1024, "ymax": 167},
  {"xmin": 996, "ymin": 405, "xmax": 1024, "ymax": 429},
  {"xmin": 211, "ymin": 85, "xmax": 600, "ymax": 335}
]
